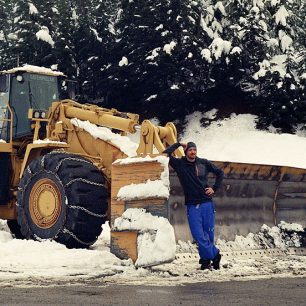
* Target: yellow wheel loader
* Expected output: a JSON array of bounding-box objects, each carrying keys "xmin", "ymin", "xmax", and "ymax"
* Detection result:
[
  {"xmin": 0, "ymin": 65, "xmax": 183, "ymax": 248},
  {"xmin": 0, "ymin": 65, "xmax": 305, "ymax": 250}
]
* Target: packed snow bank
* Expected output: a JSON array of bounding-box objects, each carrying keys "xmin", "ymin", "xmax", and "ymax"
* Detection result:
[
  {"xmin": 71, "ymin": 118, "xmax": 138, "ymax": 157},
  {"xmin": 176, "ymin": 221, "xmax": 306, "ymax": 253},
  {"xmin": 0, "ymin": 221, "xmax": 132, "ymax": 281},
  {"xmin": 115, "ymin": 155, "xmax": 170, "ymax": 200},
  {"xmin": 182, "ymin": 112, "xmax": 306, "ymax": 169},
  {"xmin": 113, "ymin": 209, "xmax": 176, "ymax": 267},
  {"xmin": 216, "ymin": 221, "xmax": 305, "ymax": 252}
]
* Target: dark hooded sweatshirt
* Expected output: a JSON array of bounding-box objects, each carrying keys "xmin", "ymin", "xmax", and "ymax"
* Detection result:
[{"xmin": 163, "ymin": 142, "xmax": 224, "ymax": 205}]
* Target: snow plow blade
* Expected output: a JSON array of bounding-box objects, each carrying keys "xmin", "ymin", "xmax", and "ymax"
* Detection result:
[{"xmin": 169, "ymin": 161, "xmax": 306, "ymax": 241}]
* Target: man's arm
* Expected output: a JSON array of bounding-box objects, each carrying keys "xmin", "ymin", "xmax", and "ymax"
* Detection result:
[
  {"xmin": 163, "ymin": 142, "xmax": 184, "ymax": 155},
  {"xmin": 163, "ymin": 142, "xmax": 184, "ymax": 170},
  {"xmin": 206, "ymin": 160, "xmax": 224, "ymax": 192}
]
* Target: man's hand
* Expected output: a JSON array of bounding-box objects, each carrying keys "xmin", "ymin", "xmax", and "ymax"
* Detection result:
[
  {"xmin": 180, "ymin": 143, "xmax": 187, "ymax": 150},
  {"xmin": 205, "ymin": 187, "xmax": 214, "ymax": 196}
]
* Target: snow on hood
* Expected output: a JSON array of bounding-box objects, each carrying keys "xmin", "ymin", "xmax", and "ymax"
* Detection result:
[
  {"xmin": 182, "ymin": 112, "xmax": 306, "ymax": 169},
  {"xmin": 71, "ymin": 118, "xmax": 138, "ymax": 157}
]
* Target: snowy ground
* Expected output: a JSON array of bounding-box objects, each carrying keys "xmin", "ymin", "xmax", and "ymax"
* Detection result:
[{"xmin": 0, "ymin": 220, "xmax": 305, "ymax": 287}]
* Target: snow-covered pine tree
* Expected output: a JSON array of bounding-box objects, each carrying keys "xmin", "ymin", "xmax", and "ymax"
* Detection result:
[
  {"xmin": 75, "ymin": 0, "xmax": 116, "ymax": 102},
  {"xmin": 0, "ymin": 0, "xmax": 17, "ymax": 69},
  {"xmin": 253, "ymin": 0, "xmax": 306, "ymax": 132},
  {"xmin": 12, "ymin": 0, "xmax": 57, "ymax": 67},
  {"xmin": 104, "ymin": 0, "xmax": 224, "ymax": 121}
]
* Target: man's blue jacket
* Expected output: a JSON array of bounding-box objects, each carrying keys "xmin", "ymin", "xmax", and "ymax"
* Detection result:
[{"xmin": 163, "ymin": 143, "xmax": 224, "ymax": 205}]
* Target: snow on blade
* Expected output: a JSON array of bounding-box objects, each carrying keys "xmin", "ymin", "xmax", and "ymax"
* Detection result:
[
  {"xmin": 36, "ymin": 26, "xmax": 55, "ymax": 48},
  {"xmin": 3, "ymin": 65, "xmax": 64, "ymax": 76},
  {"xmin": 182, "ymin": 111, "xmax": 306, "ymax": 169},
  {"xmin": 71, "ymin": 118, "xmax": 138, "ymax": 157},
  {"xmin": 113, "ymin": 208, "xmax": 176, "ymax": 267},
  {"xmin": 0, "ymin": 139, "xmax": 6, "ymax": 143},
  {"xmin": 117, "ymin": 179, "xmax": 169, "ymax": 200}
]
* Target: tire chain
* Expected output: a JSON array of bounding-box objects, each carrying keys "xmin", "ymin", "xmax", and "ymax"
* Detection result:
[
  {"xmin": 54, "ymin": 157, "xmax": 92, "ymax": 173},
  {"xmin": 62, "ymin": 227, "xmax": 97, "ymax": 246},
  {"xmin": 68, "ymin": 205, "xmax": 107, "ymax": 218},
  {"xmin": 65, "ymin": 177, "xmax": 106, "ymax": 188}
]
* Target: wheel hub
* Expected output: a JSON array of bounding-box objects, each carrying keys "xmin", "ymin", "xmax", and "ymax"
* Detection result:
[{"xmin": 29, "ymin": 178, "xmax": 62, "ymax": 229}]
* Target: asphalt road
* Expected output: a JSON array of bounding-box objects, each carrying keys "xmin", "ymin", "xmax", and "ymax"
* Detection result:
[{"xmin": 1, "ymin": 277, "xmax": 305, "ymax": 305}]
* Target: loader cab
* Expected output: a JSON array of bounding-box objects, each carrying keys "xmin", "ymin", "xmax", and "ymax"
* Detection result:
[{"xmin": 0, "ymin": 67, "xmax": 75, "ymax": 141}]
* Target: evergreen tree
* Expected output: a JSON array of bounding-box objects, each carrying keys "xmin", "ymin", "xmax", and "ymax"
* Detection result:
[{"xmin": 12, "ymin": 1, "xmax": 57, "ymax": 67}]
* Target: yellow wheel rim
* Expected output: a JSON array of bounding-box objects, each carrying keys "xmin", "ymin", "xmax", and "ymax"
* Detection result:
[{"xmin": 29, "ymin": 178, "xmax": 62, "ymax": 229}]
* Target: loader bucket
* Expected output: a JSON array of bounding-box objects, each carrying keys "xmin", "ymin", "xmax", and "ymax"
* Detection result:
[{"xmin": 168, "ymin": 161, "xmax": 306, "ymax": 241}]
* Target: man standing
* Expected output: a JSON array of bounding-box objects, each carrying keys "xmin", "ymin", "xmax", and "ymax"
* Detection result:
[{"xmin": 164, "ymin": 142, "xmax": 224, "ymax": 270}]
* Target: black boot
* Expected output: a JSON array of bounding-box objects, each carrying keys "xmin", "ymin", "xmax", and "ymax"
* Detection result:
[
  {"xmin": 212, "ymin": 252, "xmax": 222, "ymax": 270},
  {"xmin": 199, "ymin": 259, "xmax": 211, "ymax": 270}
]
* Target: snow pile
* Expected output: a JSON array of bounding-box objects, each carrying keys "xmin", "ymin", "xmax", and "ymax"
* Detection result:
[
  {"xmin": 216, "ymin": 222, "xmax": 305, "ymax": 252},
  {"xmin": 113, "ymin": 208, "xmax": 176, "ymax": 267},
  {"xmin": 115, "ymin": 155, "xmax": 170, "ymax": 200},
  {"xmin": 71, "ymin": 118, "xmax": 138, "ymax": 157},
  {"xmin": 0, "ymin": 221, "xmax": 132, "ymax": 281},
  {"xmin": 36, "ymin": 26, "xmax": 55, "ymax": 47},
  {"xmin": 182, "ymin": 111, "xmax": 306, "ymax": 169},
  {"xmin": 0, "ymin": 139, "xmax": 6, "ymax": 143}
]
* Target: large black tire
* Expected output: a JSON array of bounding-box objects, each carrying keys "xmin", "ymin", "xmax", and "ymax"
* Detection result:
[
  {"xmin": 16, "ymin": 152, "xmax": 108, "ymax": 248},
  {"xmin": 7, "ymin": 220, "xmax": 25, "ymax": 239}
]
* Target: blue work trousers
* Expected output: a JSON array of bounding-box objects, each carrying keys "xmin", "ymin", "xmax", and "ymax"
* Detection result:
[{"xmin": 187, "ymin": 201, "xmax": 219, "ymax": 260}]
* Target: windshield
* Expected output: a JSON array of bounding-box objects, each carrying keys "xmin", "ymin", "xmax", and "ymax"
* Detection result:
[{"xmin": 28, "ymin": 74, "xmax": 59, "ymax": 109}]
